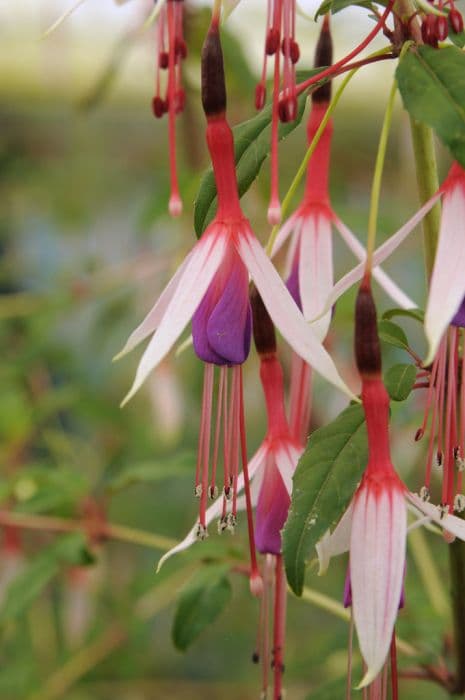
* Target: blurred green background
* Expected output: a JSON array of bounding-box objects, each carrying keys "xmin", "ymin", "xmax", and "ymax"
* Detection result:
[{"xmin": 0, "ymin": 1, "xmax": 459, "ymax": 698}]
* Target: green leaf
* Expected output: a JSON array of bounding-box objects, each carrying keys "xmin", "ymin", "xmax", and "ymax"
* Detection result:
[
  {"xmin": 282, "ymin": 405, "xmax": 367, "ymax": 596},
  {"xmin": 385, "ymin": 363, "xmax": 417, "ymax": 402},
  {"xmin": 378, "ymin": 319, "xmax": 409, "ymax": 351},
  {"xmin": 397, "ymin": 45, "xmax": 465, "ymax": 169},
  {"xmin": 0, "ymin": 533, "xmax": 94, "ymax": 622},
  {"xmin": 382, "ymin": 307, "xmax": 424, "ymax": 323},
  {"xmin": 193, "ymin": 71, "xmax": 326, "ymax": 236},
  {"xmin": 315, "ymin": 0, "xmax": 380, "ymax": 18},
  {"xmin": 449, "ymin": 29, "xmax": 465, "ymax": 49},
  {"xmin": 172, "ymin": 565, "xmax": 232, "ymax": 651}
]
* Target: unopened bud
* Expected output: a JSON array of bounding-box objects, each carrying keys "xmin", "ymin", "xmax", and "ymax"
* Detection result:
[
  {"xmin": 255, "ymin": 82, "xmax": 266, "ymax": 110},
  {"xmin": 313, "ymin": 14, "xmax": 332, "ymax": 103},
  {"xmin": 251, "ymin": 286, "xmax": 276, "ymax": 356},
  {"xmin": 449, "ymin": 8, "xmax": 464, "ymax": 33},
  {"xmin": 201, "ymin": 22, "xmax": 226, "ymax": 116},
  {"xmin": 354, "ymin": 281, "xmax": 382, "ymax": 376},
  {"xmin": 421, "ymin": 15, "xmax": 438, "ymax": 46},
  {"xmin": 435, "ymin": 15, "xmax": 449, "ymax": 40}
]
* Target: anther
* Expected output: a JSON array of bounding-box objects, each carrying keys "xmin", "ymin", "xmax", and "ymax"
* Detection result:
[
  {"xmin": 226, "ymin": 512, "xmax": 237, "ymax": 533},
  {"xmin": 278, "ymin": 97, "xmax": 297, "ymax": 123},
  {"xmin": 436, "ymin": 451, "xmax": 443, "ymax": 468},
  {"xmin": 208, "ymin": 485, "xmax": 218, "ymax": 499},
  {"xmin": 223, "ymin": 485, "xmax": 232, "ymax": 500},
  {"xmin": 415, "ymin": 427, "xmax": 424, "ymax": 442},
  {"xmin": 420, "ymin": 485, "xmax": 430, "ymax": 502},
  {"xmin": 454, "ymin": 494, "xmax": 465, "ymax": 513},
  {"xmin": 194, "ymin": 484, "xmax": 203, "ymax": 498},
  {"xmin": 252, "ymin": 651, "xmax": 260, "ymax": 664},
  {"xmin": 457, "ymin": 457, "xmax": 465, "ymax": 472},
  {"xmin": 217, "ymin": 516, "xmax": 228, "ymax": 534},
  {"xmin": 195, "ymin": 523, "xmax": 209, "ymax": 540},
  {"xmin": 438, "ymin": 503, "xmax": 448, "ymax": 519}
]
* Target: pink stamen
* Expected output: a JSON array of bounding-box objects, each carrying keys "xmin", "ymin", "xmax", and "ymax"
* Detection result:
[
  {"xmin": 390, "ymin": 633, "xmax": 398, "ymax": 700},
  {"xmin": 199, "ymin": 363, "xmax": 214, "ymax": 528},
  {"xmin": 289, "ymin": 355, "xmax": 312, "ymax": 444},
  {"xmin": 209, "ymin": 366, "xmax": 226, "ymax": 498},
  {"xmin": 458, "ymin": 333, "xmax": 465, "ymax": 494},
  {"xmin": 239, "ymin": 367, "xmax": 262, "ymax": 594},
  {"xmin": 268, "ymin": 24, "xmax": 282, "ymax": 226},
  {"xmin": 166, "ymin": 1, "xmax": 182, "ymax": 217},
  {"xmin": 272, "ymin": 554, "xmax": 286, "ymax": 700},
  {"xmin": 346, "ymin": 613, "xmax": 354, "ymax": 700}
]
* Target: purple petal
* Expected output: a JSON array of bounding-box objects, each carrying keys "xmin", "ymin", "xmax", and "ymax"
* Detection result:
[
  {"xmin": 254, "ymin": 455, "xmax": 290, "ymax": 555},
  {"xmin": 286, "ymin": 253, "xmax": 302, "ymax": 311},
  {"xmin": 192, "ymin": 254, "xmax": 252, "ymax": 366},
  {"xmin": 452, "ymin": 295, "xmax": 465, "ymax": 328}
]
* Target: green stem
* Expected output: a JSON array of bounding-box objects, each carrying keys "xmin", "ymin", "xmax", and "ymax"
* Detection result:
[
  {"xmin": 365, "ymin": 78, "xmax": 398, "ymax": 273},
  {"xmin": 409, "ymin": 119, "xmax": 441, "ymax": 278}
]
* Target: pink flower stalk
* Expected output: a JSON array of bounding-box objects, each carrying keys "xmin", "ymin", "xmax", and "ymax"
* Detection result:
[
  {"xmin": 256, "ymin": 0, "xmax": 300, "ymax": 224},
  {"xmin": 272, "ymin": 19, "xmax": 414, "ymax": 443},
  {"xmin": 152, "ymin": 0, "xmax": 187, "ymax": 217},
  {"xmin": 316, "ymin": 281, "xmax": 465, "ymax": 687},
  {"xmin": 119, "ymin": 14, "xmax": 353, "ymax": 589}
]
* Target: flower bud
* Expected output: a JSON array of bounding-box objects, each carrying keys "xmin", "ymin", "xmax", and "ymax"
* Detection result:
[
  {"xmin": 450, "ymin": 8, "xmax": 464, "ymax": 33},
  {"xmin": 435, "ymin": 15, "xmax": 449, "ymax": 40}
]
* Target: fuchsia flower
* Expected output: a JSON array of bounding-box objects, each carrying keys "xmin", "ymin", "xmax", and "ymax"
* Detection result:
[
  {"xmin": 316, "ymin": 282, "xmax": 465, "ymax": 687},
  {"xmin": 151, "ymin": 0, "xmax": 187, "ymax": 217},
  {"xmin": 272, "ymin": 18, "xmax": 413, "ymax": 443}
]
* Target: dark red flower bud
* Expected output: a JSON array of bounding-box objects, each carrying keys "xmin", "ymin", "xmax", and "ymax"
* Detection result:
[
  {"xmin": 175, "ymin": 38, "xmax": 188, "ymax": 59},
  {"xmin": 421, "ymin": 15, "xmax": 438, "ymax": 46},
  {"xmin": 450, "ymin": 8, "xmax": 464, "ymax": 33},
  {"xmin": 201, "ymin": 22, "xmax": 226, "ymax": 116},
  {"xmin": 266, "ymin": 28, "xmax": 280, "ymax": 55},
  {"xmin": 435, "ymin": 15, "xmax": 449, "ymax": 40},
  {"xmin": 355, "ymin": 282, "xmax": 382, "ymax": 376},
  {"xmin": 255, "ymin": 82, "xmax": 266, "ymax": 110},
  {"xmin": 152, "ymin": 96, "xmax": 165, "ymax": 118},
  {"xmin": 159, "ymin": 51, "xmax": 169, "ymax": 69}
]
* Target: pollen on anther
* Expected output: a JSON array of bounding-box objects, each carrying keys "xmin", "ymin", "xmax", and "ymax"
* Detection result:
[
  {"xmin": 194, "ymin": 484, "xmax": 203, "ymax": 498},
  {"xmin": 420, "ymin": 485, "xmax": 430, "ymax": 502},
  {"xmin": 454, "ymin": 493, "xmax": 465, "ymax": 513},
  {"xmin": 196, "ymin": 523, "xmax": 209, "ymax": 540}
]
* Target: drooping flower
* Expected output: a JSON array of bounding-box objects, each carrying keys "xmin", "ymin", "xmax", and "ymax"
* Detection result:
[
  {"xmin": 152, "ymin": 0, "xmax": 187, "ymax": 217},
  {"xmin": 118, "ymin": 13, "xmax": 353, "ymax": 590},
  {"xmin": 273, "ymin": 18, "xmax": 414, "ymax": 443},
  {"xmin": 316, "ymin": 280, "xmax": 465, "ymax": 687}
]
